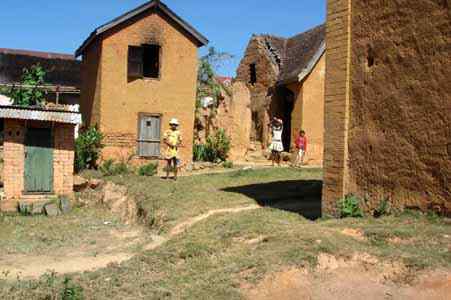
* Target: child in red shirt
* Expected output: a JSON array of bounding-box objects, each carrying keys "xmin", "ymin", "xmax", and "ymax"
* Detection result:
[{"xmin": 293, "ymin": 130, "xmax": 307, "ymax": 167}]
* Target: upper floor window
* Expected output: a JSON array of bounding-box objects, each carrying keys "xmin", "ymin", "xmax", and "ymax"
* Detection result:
[
  {"xmin": 249, "ymin": 63, "xmax": 257, "ymax": 85},
  {"xmin": 128, "ymin": 44, "xmax": 161, "ymax": 79}
]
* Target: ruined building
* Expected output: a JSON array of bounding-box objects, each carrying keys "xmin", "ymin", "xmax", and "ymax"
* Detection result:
[
  {"xmin": 236, "ymin": 25, "xmax": 326, "ymax": 165},
  {"xmin": 76, "ymin": 0, "xmax": 208, "ymax": 164},
  {"xmin": 323, "ymin": 0, "xmax": 451, "ymax": 214}
]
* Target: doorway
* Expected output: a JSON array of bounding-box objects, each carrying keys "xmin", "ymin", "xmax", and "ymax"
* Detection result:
[
  {"xmin": 271, "ymin": 87, "xmax": 295, "ymax": 151},
  {"xmin": 24, "ymin": 127, "xmax": 53, "ymax": 193}
]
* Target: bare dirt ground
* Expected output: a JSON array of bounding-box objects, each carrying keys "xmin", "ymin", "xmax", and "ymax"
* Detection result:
[
  {"xmin": 0, "ymin": 205, "xmax": 261, "ymax": 280},
  {"xmin": 243, "ymin": 254, "xmax": 451, "ymax": 300}
]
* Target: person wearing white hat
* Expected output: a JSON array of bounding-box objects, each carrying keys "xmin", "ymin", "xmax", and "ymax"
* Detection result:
[{"xmin": 163, "ymin": 118, "xmax": 182, "ymax": 180}]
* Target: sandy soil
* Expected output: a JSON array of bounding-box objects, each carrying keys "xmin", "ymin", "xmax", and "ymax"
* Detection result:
[{"xmin": 243, "ymin": 253, "xmax": 451, "ymax": 300}]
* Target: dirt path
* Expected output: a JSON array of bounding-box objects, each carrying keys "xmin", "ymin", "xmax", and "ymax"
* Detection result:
[{"xmin": 0, "ymin": 205, "xmax": 261, "ymax": 280}]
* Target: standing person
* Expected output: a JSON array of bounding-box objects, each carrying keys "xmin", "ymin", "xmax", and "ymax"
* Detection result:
[
  {"xmin": 269, "ymin": 117, "xmax": 284, "ymax": 167},
  {"xmin": 163, "ymin": 118, "xmax": 182, "ymax": 180},
  {"xmin": 293, "ymin": 130, "xmax": 308, "ymax": 167}
]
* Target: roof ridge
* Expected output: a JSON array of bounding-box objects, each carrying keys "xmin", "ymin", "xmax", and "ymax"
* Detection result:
[
  {"xmin": 75, "ymin": 0, "xmax": 208, "ymax": 56},
  {"xmin": 0, "ymin": 48, "xmax": 76, "ymax": 60}
]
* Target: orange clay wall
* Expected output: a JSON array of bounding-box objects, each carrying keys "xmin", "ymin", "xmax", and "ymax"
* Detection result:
[
  {"xmin": 80, "ymin": 10, "xmax": 199, "ymax": 165},
  {"xmin": 287, "ymin": 54, "xmax": 326, "ymax": 166}
]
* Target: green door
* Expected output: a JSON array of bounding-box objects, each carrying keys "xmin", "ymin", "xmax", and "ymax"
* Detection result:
[{"xmin": 25, "ymin": 128, "xmax": 53, "ymax": 193}]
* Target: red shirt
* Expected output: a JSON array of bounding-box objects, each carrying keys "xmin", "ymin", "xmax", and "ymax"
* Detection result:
[{"xmin": 295, "ymin": 135, "xmax": 307, "ymax": 151}]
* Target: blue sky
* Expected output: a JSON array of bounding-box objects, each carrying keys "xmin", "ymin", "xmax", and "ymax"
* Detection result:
[{"xmin": 0, "ymin": 0, "xmax": 326, "ymax": 76}]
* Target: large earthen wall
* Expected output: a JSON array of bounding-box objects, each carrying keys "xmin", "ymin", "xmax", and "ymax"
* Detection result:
[
  {"xmin": 236, "ymin": 37, "xmax": 279, "ymax": 145},
  {"xmin": 323, "ymin": 0, "xmax": 451, "ymax": 214},
  {"xmin": 287, "ymin": 54, "xmax": 326, "ymax": 165},
  {"xmin": 81, "ymin": 10, "xmax": 199, "ymax": 164}
]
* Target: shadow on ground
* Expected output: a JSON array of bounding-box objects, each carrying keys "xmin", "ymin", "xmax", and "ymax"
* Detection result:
[{"xmin": 222, "ymin": 180, "xmax": 322, "ymax": 220}]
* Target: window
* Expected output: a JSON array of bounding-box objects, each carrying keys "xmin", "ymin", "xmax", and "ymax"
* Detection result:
[
  {"xmin": 137, "ymin": 114, "xmax": 161, "ymax": 157},
  {"xmin": 128, "ymin": 44, "xmax": 161, "ymax": 79},
  {"xmin": 249, "ymin": 63, "xmax": 257, "ymax": 84}
]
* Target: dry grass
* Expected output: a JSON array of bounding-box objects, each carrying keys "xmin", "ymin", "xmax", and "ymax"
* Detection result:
[{"xmin": 0, "ymin": 168, "xmax": 449, "ymax": 299}]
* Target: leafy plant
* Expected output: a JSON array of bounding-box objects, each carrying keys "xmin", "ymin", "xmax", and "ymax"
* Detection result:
[
  {"xmin": 61, "ymin": 277, "xmax": 84, "ymax": 300},
  {"xmin": 338, "ymin": 194, "xmax": 364, "ymax": 218},
  {"xmin": 373, "ymin": 197, "xmax": 391, "ymax": 218},
  {"xmin": 75, "ymin": 126, "xmax": 104, "ymax": 172},
  {"xmin": 196, "ymin": 48, "xmax": 233, "ymax": 111},
  {"xmin": 193, "ymin": 143, "xmax": 207, "ymax": 162},
  {"xmin": 193, "ymin": 129, "xmax": 231, "ymax": 163},
  {"xmin": 99, "ymin": 159, "xmax": 130, "ymax": 176},
  {"xmin": 6, "ymin": 64, "xmax": 47, "ymax": 106},
  {"xmin": 138, "ymin": 162, "xmax": 158, "ymax": 176}
]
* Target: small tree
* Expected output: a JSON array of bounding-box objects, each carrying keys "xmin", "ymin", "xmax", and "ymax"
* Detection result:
[
  {"xmin": 7, "ymin": 64, "xmax": 47, "ymax": 106},
  {"xmin": 75, "ymin": 126, "xmax": 104, "ymax": 172},
  {"xmin": 197, "ymin": 47, "xmax": 233, "ymax": 110}
]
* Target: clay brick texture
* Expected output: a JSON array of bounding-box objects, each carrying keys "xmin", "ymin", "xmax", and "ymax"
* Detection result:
[
  {"xmin": 1, "ymin": 120, "xmax": 76, "ymax": 211},
  {"xmin": 323, "ymin": 0, "xmax": 451, "ymax": 214},
  {"xmin": 80, "ymin": 9, "xmax": 199, "ymax": 165}
]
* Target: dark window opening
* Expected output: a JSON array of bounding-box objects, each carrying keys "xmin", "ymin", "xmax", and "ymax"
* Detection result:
[
  {"xmin": 249, "ymin": 63, "xmax": 257, "ymax": 84},
  {"xmin": 128, "ymin": 45, "xmax": 161, "ymax": 79},
  {"xmin": 143, "ymin": 45, "xmax": 160, "ymax": 78},
  {"xmin": 367, "ymin": 45, "xmax": 375, "ymax": 68}
]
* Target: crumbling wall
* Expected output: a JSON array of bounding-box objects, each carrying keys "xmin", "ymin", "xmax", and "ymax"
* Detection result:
[
  {"xmin": 323, "ymin": 0, "xmax": 451, "ymax": 214},
  {"xmin": 228, "ymin": 82, "xmax": 252, "ymax": 161},
  {"xmin": 236, "ymin": 36, "xmax": 280, "ymax": 146}
]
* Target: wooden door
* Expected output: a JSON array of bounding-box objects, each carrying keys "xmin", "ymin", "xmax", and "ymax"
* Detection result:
[
  {"xmin": 24, "ymin": 128, "xmax": 53, "ymax": 193},
  {"xmin": 138, "ymin": 115, "xmax": 161, "ymax": 157}
]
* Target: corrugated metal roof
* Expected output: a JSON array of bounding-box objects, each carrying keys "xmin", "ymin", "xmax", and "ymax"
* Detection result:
[{"xmin": 0, "ymin": 106, "xmax": 81, "ymax": 124}]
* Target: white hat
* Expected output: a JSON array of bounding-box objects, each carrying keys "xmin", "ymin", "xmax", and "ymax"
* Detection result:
[{"xmin": 169, "ymin": 118, "xmax": 179, "ymax": 125}]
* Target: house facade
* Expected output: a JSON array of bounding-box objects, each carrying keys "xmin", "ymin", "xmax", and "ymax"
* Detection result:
[
  {"xmin": 323, "ymin": 0, "xmax": 451, "ymax": 214},
  {"xmin": 236, "ymin": 25, "xmax": 326, "ymax": 165},
  {"xmin": 76, "ymin": 0, "xmax": 208, "ymax": 164}
]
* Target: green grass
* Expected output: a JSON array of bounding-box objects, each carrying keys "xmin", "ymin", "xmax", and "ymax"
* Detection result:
[
  {"xmin": 111, "ymin": 167, "xmax": 323, "ymax": 232},
  {"xmin": 0, "ymin": 168, "xmax": 449, "ymax": 299},
  {"xmin": 0, "ymin": 207, "xmax": 123, "ymax": 255}
]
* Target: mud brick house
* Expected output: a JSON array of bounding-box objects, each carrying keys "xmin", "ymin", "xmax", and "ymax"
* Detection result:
[
  {"xmin": 236, "ymin": 25, "xmax": 326, "ymax": 165},
  {"xmin": 323, "ymin": 0, "xmax": 451, "ymax": 214},
  {"xmin": 0, "ymin": 105, "xmax": 81, "ymax": 212},
  {"xmin": 0, "ymin": 48, "xmax": 81, "ymax": 106},
  {"xmin": 75, "ymin": 0, "xmax": 208, "ymax": 164}
]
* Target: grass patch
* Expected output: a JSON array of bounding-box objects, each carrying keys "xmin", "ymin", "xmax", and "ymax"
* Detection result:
[{"xmin": 0, "ymin": 168, "xmax": 449, "ymax": 299}]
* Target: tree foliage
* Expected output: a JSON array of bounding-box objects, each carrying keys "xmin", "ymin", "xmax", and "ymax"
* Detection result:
[
  {"xmin": 197, "ymin": 47, "xmax": 233, "ymax": 109},
  {"xmin": 6, "ymin": 64, "xmax": 47, "ymax": 106}
]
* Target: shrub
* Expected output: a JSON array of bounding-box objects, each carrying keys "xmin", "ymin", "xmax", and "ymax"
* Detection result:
[
  {"xmin": 60, "ymin": 277, "xmax": 84, "ymax": 300},
  {"xmin": 373, "ymin": 198, "xmax": 391, "ymax": 218},
  {"xmin": 75, "ymin": 126, "xmax": 103, "ymax": 172},
  {"xmin": 193, "ymin": 143, "xmax": 207, "ymax": 162},
  {"xmin": 99, "ymin": 159, "xmax": 130, "ymax": 176},
  {"xmin": 138, "ymin": 162, "xmax": 158, "ymax": 176},
  {"xmin": 338, "ymin": 194, "xmax": 364, "ymax": 218},
  {"xmin": 205, "ymin": 129, "xmax": 231, "ymax": 162},
  {"xmin": 194, "ymin": 129, "xmax": 231, "ymax": 163}
]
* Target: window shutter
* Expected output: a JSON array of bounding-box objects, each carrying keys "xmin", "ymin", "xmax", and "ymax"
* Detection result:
[{"xmin": 128, "ymin": 46, "xmax": 143, "ymax": 78}]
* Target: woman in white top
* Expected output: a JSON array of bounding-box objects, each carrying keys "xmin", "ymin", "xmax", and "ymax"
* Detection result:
[{"xmin": 269, "ymin": 117, "xmax": 284, "ymax": 166}]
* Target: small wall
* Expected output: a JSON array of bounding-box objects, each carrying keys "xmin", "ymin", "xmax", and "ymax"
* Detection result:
[{"xmin": 1, "ymin": 119, "xmax": 75, "ymax": 211}]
